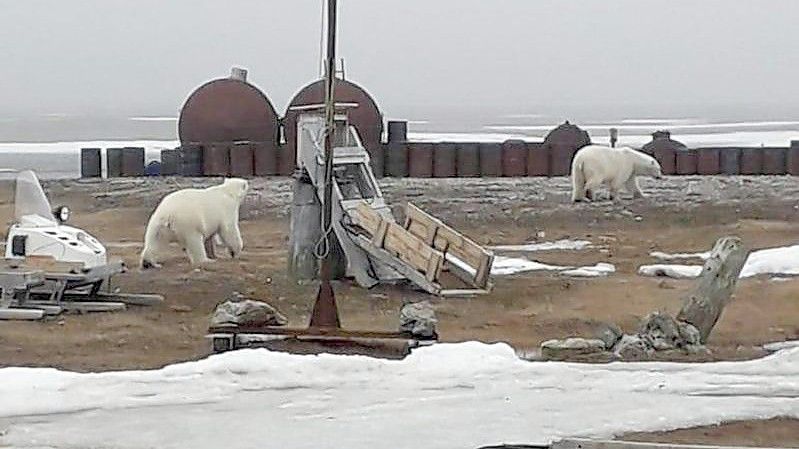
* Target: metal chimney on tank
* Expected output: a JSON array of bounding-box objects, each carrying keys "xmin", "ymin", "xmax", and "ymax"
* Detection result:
[{"xmin": 230, "ymin": 67, "xmax": 248, "ymax": 82}]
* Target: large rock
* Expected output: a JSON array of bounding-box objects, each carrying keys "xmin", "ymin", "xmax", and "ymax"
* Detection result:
[
  {"xmin": 613, "ymin": 334, "xmax": 652, "ymax": 360},
  {"xmin": 595, "ymin": 322, "xmax": 623, "ymax": 350},
  {"xmin": 210, "ymin": 295, "xmax": 288, "ymax": 328},
  {"xmin": 639, "ymin": 311, "xmax": 684, "ymax": 350},
  {"xmin": 541, "ymin": 337, "xmax": 607, "ymax": 360},
  {"xmin": 399, "ymin": 301, "xmax": 437, "ymax": 338}
]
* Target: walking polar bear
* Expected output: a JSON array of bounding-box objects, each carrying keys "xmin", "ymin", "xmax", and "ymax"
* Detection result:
[
  {"xmin": 140, "ymin": 178, "xmax": 249, "ymax": 268},
  {"xmin": 571, "ymin": 145, "xmax": 663, "ymax": 202}
]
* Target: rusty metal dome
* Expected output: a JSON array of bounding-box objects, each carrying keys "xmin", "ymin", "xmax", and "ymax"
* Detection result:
[
  {"xmin": 283, "ymin": 78, "xmax": 383, "ymax": 146},
  {"xmin": 641, "ymin": 130, "xmax": 687, "ymax": 154},
  {"xmin": 543, "ymin": 121, "xmax": 591, "ymax": 147},
  {"xmin": 178, "ymin": 77, "xmax": 279, "ymax": 146}
]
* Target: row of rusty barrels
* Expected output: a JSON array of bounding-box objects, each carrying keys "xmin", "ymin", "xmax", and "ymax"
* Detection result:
[
  {"xmin": 83, "ymin": 140, "xmax": 799, "ymax": 178},
  {"xmin": 649, "ymin": 143, "xmax": 799, "ymax": 176}
]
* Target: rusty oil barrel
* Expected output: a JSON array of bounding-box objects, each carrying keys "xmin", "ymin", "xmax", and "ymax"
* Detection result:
[
  {"xmin": 479, "ymin": 143, "xmax": 502, "ymax": 176},
  {"xmin": 229, "ymin": 142, "xmax": 254, "ymax": 177},
  {"xmin": 160, "ymin": 149, "xmax": 180, "ymax": 176},
  {"xmin": 254, "ymin": 142, "xmax": 279, "ymax": 176},
  {"xmin": 387, "ymin": 120, "xmax": 408, "ymax": 143},
  {"xmin": 180, "ymin": 144, "xmax": 204, "ymax": 176},
  {"xmin": 695, "ymin": 148, "xmax": 720, "ymax": 175},
  {"xmin": 408, "ymin": 143, "xmax": 434, "ymax": 178},
  {"xmin": 739, "ymin": 148, "xmax": 763, "ymax": 175},
  {"xmin": 203, "ymin": 143, "xmax": 230, "ymax": 176},
  {"xmin": 761, "ymin": 147, "xmax": 787, "ymax": 175},
  {"xmin": 121, "ymin": 147, "xmax": 145, "ymax": 177},
  {"xmin": 719, "ymin": 148, "xmax": 740, "ymax": 175},
  {"xmin": 80, "ymin": 148, "xmax": 101, "ymax": 178},
  {"xmin": 675, "ymin": 150, "xmax": 697, "ymax": 175},
  {"xmin": 501, "ymin": 140, "xmax": 527, "ymax": 177},
  {"xmin": 652, "ymin": 147, "xmax": 676, "ymax": 175},
  {"xmin": 106, "ymin": 148, "xmax": 123, "ymax": 178},
  {"xmin": 433, "ymin": 143, "xmax": 457, "ymax": 178},
  {"xmin": 386, "ymin": 142, "xmax": 409, "ymax": 177},
  {"xmin": 788, "ymin": 141, "xmax": 799, "ymax": 176},
  {"xmin": 526, "ymin": 142, "xmax": 549, "ymax": 176},
  {"xmin": 456, "ymin": 143, "xmax": 480, "ymax": 177},
  {"xmin": 368, "ymin": 144, "xmax": 385, "ymax": 178},
  {"xmin": 548, "ymin": 144, "xmax": 577, "ymax": 176}
]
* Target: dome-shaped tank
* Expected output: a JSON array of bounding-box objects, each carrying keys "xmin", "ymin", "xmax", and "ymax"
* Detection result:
[
  {"xmin": 282, "ymin": 78, "xmax": 383, "ymax": 175},
  {"xmin": 641, "ymin": 130, "xmax": 686, "ymax": 175},
  {"xmin": 544, "ymin": 121, "xmax": 591, "ymax": 176},
  {"xmin": 178, "ymin": 74, "xmax": 279, "ymax": 146}
]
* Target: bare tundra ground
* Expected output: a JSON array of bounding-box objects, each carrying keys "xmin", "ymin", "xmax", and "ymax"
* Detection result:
[{"xmin": 1, "ymin": 175, "xmax": 798, "ymax": 446}]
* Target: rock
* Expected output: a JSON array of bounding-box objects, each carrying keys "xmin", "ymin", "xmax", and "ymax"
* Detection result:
[
  {"xmin": 541, "ymin": 337, "xmax": 606, "ymax": 359},
  {"xmin": 613, "ymin": 334, "xmax": 652, "ymax": 360},
  {"xmin": 595, "ymin": 322, "xmax": 623, "ymax": 350},
  {"xmin": 210, "ymin": 298, "xmax": 287, "ymax": 328},
  {"xmin": 638, "ymin": 311, "xmax": 683, "ymax": 350},
  {"xmin": 677, "ymin": 321, "xmax": 702, "ymax": 347},
  {"xmin": 399, "ymin": 301, "xmax": 437, "ymax": 338},
  {"xmin": 170, "ymin": 304, "xmax": 193, "ymax": 313}
]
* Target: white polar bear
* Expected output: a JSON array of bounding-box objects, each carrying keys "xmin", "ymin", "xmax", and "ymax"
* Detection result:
[
  {"xmin": 571, "ymin": 145, "xmax": 663, "ymax": 202},
  {"xmin": 140, "ymin": 178, "xmax": 249, "ymax": 268}
]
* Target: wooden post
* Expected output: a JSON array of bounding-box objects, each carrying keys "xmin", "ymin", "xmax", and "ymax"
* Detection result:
[
  {"xmin": 676, "ymin": 236, "xmax": 749, "ymax": 343},
  {"xmin": 287, "ymin": 171, "xmax": 322, "ymax": 281}
]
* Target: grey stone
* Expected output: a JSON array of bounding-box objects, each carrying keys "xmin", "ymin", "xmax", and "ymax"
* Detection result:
[
  {"xmin": 210, "ymin": 298, "xmax": 288, "ymax": 328},
  {"xmin": 399, "ymin": 301, "xmax": 438, "ymax": 337},
  {"xmin": 613, "ymin": 334, "xmax": 653, "ymax": 360},
  {"xmin": 638, "ymin": 311, "xmax": 683, "ymax": 350},
  {"xmin": 595, "ymin": 322, "xmax": 623, "ymax": 350},
  {"xmin": 541, "ymin": 337, "xmax": 607, "ymax": 359}
]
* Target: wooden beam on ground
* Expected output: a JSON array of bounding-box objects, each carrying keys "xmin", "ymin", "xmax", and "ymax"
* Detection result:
[
  {"xmin": 676, "ymin": 236, "xmax": 749, "ymax": 343},
  {"xmin": 351, "ymin": 235, "xmax": 442, "ymax": 295},
  {"xmin": 552, "ymin": 439, "xmax": 794, "ymax": 449},
  {"xmin": 0, "ymin": 308, "xmax": 44, "ymax": 320}
]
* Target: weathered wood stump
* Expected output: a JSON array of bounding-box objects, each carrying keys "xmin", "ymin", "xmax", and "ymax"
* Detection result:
[{"xmin": 676, "ymin": 236, "xmax": 749, "ymax": 343}]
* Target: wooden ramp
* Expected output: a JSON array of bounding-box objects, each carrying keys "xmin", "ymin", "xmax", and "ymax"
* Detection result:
[{"xmin": 349, "ymin": 201, "xmax": 494, "ymax": 297}]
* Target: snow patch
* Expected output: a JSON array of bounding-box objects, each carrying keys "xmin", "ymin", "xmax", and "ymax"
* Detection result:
[
  {"xmin": 650, "ymin": 251, "xmax": 711, "ymax": 261},
  {"xmin": 1, "ymin": 343, "xmax": 798, "ymax": 449},
  {"xmin": 641, "ymin": 244, "xmax": 799, "ymax": 279},
  {"xmin": 491, "ymin": 239, "xmax": 592, "ymax": 252},
  {"xmin": 638, "ymin": 264, "xmax": 704, "ymax": 279},
  {"xmin": 561, "ymin": 262, "xmax": 615, "ymax": 278}
]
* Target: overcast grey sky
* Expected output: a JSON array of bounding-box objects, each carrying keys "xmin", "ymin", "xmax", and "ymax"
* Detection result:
[{"xmin": 1, "ymin": 0, "xmax": 797, "ymax": 118}]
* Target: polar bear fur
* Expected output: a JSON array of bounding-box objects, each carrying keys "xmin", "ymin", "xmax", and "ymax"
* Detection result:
[
  {"xmin": 140, "ymin": 178, "xmax": 249, "ymax": 268},
  {"xmin": 571, "ymin": 145, "xmax": 663, "ymax": 202}
]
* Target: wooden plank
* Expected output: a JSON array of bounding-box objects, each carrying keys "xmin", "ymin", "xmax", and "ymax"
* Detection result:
[
  {"xmin": 65, "ymin": 292, "xmax": 164, "ymax": 306},
  {"xmin": 352, "ymin": 235, "xmax": 442, "ymax": 295},
  {"xmin": 383, "ymin": 224, "xmax": 443, "ymax": 279},
  {"xmin": 439, "ymin": 288, "xmax": 490, "ymax": 297},
  {"xmin": 0, "ymin": 308, "xmax": 44, "ymax": 320},
  {"xmin": 372, "ymin": 218, "xmax": 389, "ymax": 247},
  {"xmin": 352, "ymin": 202, "xmax": 382, "ymax": 235},
  {"xmin": 552, "ymin": 439, "xmax": 794, "ymax": 449},
  {"xmin": 25, "ymin": 300, "xmax": 127, "ymax": 313}
]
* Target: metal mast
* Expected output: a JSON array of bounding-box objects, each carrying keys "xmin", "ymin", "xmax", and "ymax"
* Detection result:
[{"xmin": 309, "ymin": 0, "xmax": 340, "ymax": 328}]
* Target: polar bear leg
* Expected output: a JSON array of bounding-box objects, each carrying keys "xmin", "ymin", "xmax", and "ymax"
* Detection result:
[
  {"xmin": 218, "ymin": 223, "xmax": 243, "ymax": 258},
  {"xmin": 625, "ymin": 176, "xmax": 645, "ymax": 199},
  {"xmin": 182, "ymin": 231, "xmax": 212, "ymax": 266}
]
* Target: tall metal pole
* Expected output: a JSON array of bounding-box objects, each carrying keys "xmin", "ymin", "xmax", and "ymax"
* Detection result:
[{"xmin": 309, "ymin": 0, "xmax": 341, "ymax": 328}]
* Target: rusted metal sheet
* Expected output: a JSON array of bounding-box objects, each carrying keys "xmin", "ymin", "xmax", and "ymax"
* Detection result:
[
  {"xmin": 253, "ymin": 142, "xmax": 279, "ymax": 176},
  {"xmin": 526, "ymin": 142, "xmax": 549, "ymax": 176},
  {"xmin": 696, "ymin": 148, "xmax": 720, "ymax": 175},
  {"xmin": 501, "ymin": 140, "xmax": 527, "ymax": 177},
  {"xmin": 788, "ymin": 142, "xmax": 799, "ymax": 175},
  {"xmin": 180, "ymin": 144, "xmax": 203, "ymax": 176},
  {"xmin": 675, "ymin": 150, "xmax": 697, "ymax": 175},
  {"xmin": 160, "ymin": 149, "xmax": 180, "ymax": 176},
  {"xmin": 652, "ymin": 147, "xmax": 676, "ymax": 175},
  {"xmin": 229, "ymin": 142, "xmax": 254, "ymax": 177},
  {"xmin": 178, "ymin": 78, "xmax": 279, "ymax": 148},
  {"xmin": 456, "ymin": 143, "xmax": 480, "ymax": 177},
  {"xmin": 121, "ymin": 147, "xmax": 145, "ymax": 177},
  {"xmin": 543, "ymin": 121, "xmax": 591, "ymax": 176},
  {"xmin": 387, "ymin": 120, "xmax": 408, "ymax": 143},
  {"xmin": 284, "ymin": 78, "xmax": 383, "ymax": 174},
  {"xmin": 739, "ymin": 148, "xmax": 763, "ymax": 175},
  {"xmin": 203, "ymin": 143, "xmax": 230, "ymax": 176},
  {"xmin": 479, "ymin": 143, "xmax": 502, "ymax": 176},
  {"xmin": 80, "ymin": 148, "xmax": 101, "ymax": 178},
  {"xmin": 433, "ymin": 143, "xmax": 457, "ymax": 177},
  {"xmin": 386, "ymin": 142, "xmax": 409, "ymax": 177},
  {"xmin": 408, "ymin": 143, "xmax": 434, "ymax": 178},
  {"xmin": 719, "ymin": 147, "xmax": 740, "ymax": 175},
  {"xmin": 761, "ymin": 147, "xmax": 787, "ymax": 175}
]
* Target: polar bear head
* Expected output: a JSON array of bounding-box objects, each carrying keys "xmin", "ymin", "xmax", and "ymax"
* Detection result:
[
  {"xmin": 627, "ymin": 149, "xmax": 663, "ymax": 179},
  {"xmin": 221, "ymin": 177, "xmax": 249, "ymax": 201}
]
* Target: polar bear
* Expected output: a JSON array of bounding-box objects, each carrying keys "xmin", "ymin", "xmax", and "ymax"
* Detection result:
[
  {"xmin": 571, "ymin": 145, "xmax": 663, "ymax": 202},
  {"xmin": 140, "ymin": 178, "xmax": 249, "ymax": 268}
]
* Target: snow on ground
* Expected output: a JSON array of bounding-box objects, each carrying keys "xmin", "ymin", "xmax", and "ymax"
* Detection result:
[
  {"xmin": 640, "ymin": 244, "xmax": 799, "ymax": 280},
  {"xmin": 650, "ymin": 250, "xmax": 711, "ymax": 261},
  {"xmin": 491, "ymin": 239, "xmax": 592, "ymax": 252},
  {"xmin": 488, "ymin": 256, "xmax": 614, "ymax": 277},
  {"xmin": 1, "ymin": 342, "xmax": 797, "ymax": 449},
  {"xmin": 561, "ymin": 262, "xmax": 616, "ymax": 278}
]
